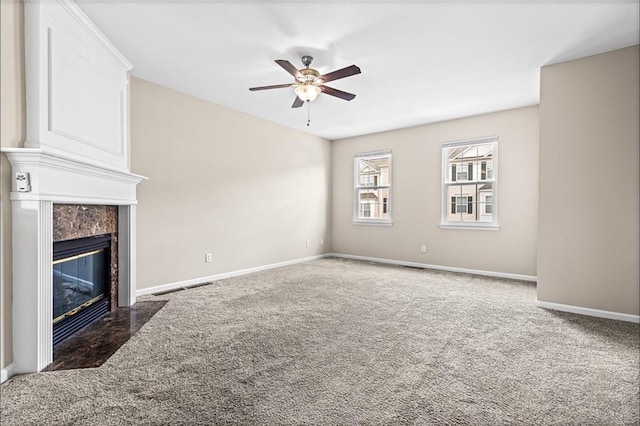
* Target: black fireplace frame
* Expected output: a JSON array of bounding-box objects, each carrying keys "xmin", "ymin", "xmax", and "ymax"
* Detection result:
[{"xmin": 52, "ymin": 233, "xmax": 112, "ymax": 346}]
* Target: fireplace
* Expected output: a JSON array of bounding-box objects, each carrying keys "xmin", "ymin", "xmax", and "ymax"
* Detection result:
[
  {"xmin": 53, "ymin": 234, "xmax": 111, "ymax": 346},
  {"xmin": 1, "ymin": 0, "xmax": 145, "ymax": 376},
  {"xmin": 1, "ymin": 149, "xmax": 146, "ymax": 373}
]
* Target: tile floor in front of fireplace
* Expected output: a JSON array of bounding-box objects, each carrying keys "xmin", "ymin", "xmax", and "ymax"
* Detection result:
[{"xmin": 43, "ymin": 300, "xmax": 167, "ymax": 372}]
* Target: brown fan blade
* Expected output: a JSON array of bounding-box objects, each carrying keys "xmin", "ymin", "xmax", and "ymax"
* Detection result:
[
  {"xmin": 292, "ymin": 96, "xmax": 304, "ymax": 108},
  {"xmin": 275, "ymin": 59, "xmax": 303, "ymax": 79},
  {"xmin": 321, "ymin": 85, "xmax": 356, "ymax": 101},
  {"xmin": 319, "ymin": 65, "xmax": 361, "ymax": 83},
  {"xmin": 249, "ymin": 83, "xmax": 293, "ymax": 91}
]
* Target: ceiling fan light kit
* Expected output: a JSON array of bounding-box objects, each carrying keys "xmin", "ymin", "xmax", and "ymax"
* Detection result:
[
  {"xmin": 249, "ymin": 55, "xmax": 361, "ymax": 125},
  {"xmin": 295, "ymin": 83, "xmax": 321, "ymax": 102}
]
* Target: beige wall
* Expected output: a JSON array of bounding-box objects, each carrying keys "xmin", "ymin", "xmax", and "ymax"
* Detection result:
[
  {"xmin": 331, "ymin": 106, "xmax": 539, "ymax": 277},
  {"xmin": 538, "ymin": 46, "xmax": 639, "ymax": 315},
  {"xmin": 130, "ymin": 78, "xmax": 331, "ymax": 289},
  {"xmin": 0, "ymin": 0, "xmax": 25, "ymax": 371}
]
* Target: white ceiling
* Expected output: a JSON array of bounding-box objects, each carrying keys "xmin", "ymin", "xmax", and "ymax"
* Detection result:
[{"xmin": 76, "ymin": 1, "xmax": 639, "ymax": 140}]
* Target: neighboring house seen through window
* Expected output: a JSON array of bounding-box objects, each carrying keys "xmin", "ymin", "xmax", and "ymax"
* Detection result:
[
  {"xmin": 354, "ymin": 151, "xmax": 392, "ymax": 224},
  {"xmin": 442, "ymin": 137, "xmax": 498, "ymax": 228}
]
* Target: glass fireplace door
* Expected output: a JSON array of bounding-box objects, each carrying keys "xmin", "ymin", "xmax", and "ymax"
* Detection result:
[{"xmin": 53, "ymin": 248, "xmax": 108, "ymax": 323}]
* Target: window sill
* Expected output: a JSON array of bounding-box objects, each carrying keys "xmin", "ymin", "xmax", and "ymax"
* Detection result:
[
  {"xmin": 352, "ymin": 220, "xmax": 393, "ymax": 227},
  {"xmin": 439, "ymin": 223, "xmax": 499, "ymax": 231}
]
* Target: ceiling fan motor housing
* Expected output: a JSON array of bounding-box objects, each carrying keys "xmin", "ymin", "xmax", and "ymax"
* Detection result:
[
  {"xmin": 298, "ymin": 68, "xmax": 321, "ymax": 84},
  {"xmin": 301, "ymin": 55, "xmax": 314, "ymax": 67}
]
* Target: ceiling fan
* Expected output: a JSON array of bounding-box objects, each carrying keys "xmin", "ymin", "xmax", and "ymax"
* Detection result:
[{"xmin": 249, "ymin": 55, "xmax": 361, "ymax": 108}]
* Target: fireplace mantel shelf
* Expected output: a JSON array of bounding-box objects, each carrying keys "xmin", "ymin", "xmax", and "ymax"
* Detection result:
[
  {"xmin": 2, "ymin": 148, "xmax": 147, "ymax": 205},
  {"xmin": 2, "ymin": 148, "xmax": 145, "ymax": 181}
]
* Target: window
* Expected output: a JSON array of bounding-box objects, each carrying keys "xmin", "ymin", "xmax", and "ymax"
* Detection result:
[
  {"xmin": 451, "ymin": 196, "xmax": 472, "ymax": 214},
  {"xmin": 354, "ymin": 151, "xmax": 392, "ymax": 225},
  {"xmin": 484, "ymin": 195, "xmax": 493, "ymax": 214},
  {"xmin": 442, "ymin": 137, "xmax": 498, "ymax": 228}
]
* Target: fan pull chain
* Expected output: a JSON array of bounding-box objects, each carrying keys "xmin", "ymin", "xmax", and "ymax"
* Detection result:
[{"xmin": 306, "ymin": 100, "xmax": 311, "ymax": 126}]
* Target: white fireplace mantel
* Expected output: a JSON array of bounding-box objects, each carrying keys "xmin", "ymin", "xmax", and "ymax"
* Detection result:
[
  {"xmin": 2, "ymin": 0, "xmax": 145, "ymax": 376},
  {"xmin": 2, "ymin": 148, "xmax": 146, "ymax": 374}
]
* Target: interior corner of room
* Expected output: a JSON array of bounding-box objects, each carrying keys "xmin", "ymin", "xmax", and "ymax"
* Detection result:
[{"xmin": 0, "ymin": 0, "xmax": 638, "ymax": 393}]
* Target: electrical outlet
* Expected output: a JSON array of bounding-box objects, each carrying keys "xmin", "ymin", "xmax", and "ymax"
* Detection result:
[
  {"xmin": 320, "ymin": 238, "xmax": 324, "ymax": 246},
  {"xmin": 205, "ymin": 253, "xmax": 212, "ymax": 263},
  {"xmin": 305, "ymin": 240, "xmax": 310, "ymax": 248},
  {"xmin": 420, "ymin": 245, "xmax": 427, "ymax": 253}
]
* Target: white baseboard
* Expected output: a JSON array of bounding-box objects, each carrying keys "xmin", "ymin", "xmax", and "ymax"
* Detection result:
[
  {"xmin": 329, "ymin": 253, "xmax": 538, "ymax": 282},
  {"xmin": 536, "ymin": 299, "xmax": 640, "ymax": 323},
  {"xmin": 136, "ymin": 254, "xmax": 331, "ymax": 297},
  {"xmin": 130, "ymin": 253, "xmax": 639, "ymax": 324},
  {"xmin": 138, "ymin": 252, "xmax": 536, "ymax": 297},
  {"xmin": 1, "ymin": 363, "xmax": 15, "ymax": 383}
]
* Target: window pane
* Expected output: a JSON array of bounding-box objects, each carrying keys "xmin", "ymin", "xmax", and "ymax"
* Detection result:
[
  {"xmin": 478, "ymin": 183, "xmax": 494, "ymax": 222},
  {"xmin": 446, "ymin": 143, "xmax": 494, "ymax": 183},
  {"xmin": 461, "ymin": 146, "xmax": 478, "ymax": 159},
  {"xmin": 446, "ymin": 184, "xmax": 478, "ymax": 222},
  {"xmin": 358, "ymin": 156, "xmax": 390, "ymax": 188},
  {"xmin": 358, "ymin": 159, "xmax": 373, "ymax": 186},
  {"xmin": 377, "ymin": 187, "xmax": 390, "ymax": 219},
  {"xmin": 357, "ymin": 188, "xmax": 387, "ymax": 219},
  {"xmin": 484, "ymin": 159, "xmax": 494, "ymax": 180},
  {"xmin": 369, "ymin": 188, "xmax": 380, "ymax": 218}
]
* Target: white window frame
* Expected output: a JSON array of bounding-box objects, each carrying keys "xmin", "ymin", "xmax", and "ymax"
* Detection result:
[
  {"xmin": 353, "ymin": 150, "xmax": 392, "ymax": 226},
  {"xmin": 441, "ymin": 137, "xmax": 499, "ymax": 230}
]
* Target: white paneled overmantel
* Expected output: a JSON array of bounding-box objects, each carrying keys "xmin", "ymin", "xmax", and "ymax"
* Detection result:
[
  {"xmin": 24, "ymin": 0, "xmax": 132, "ymax": 170},
  {"xmin": 1, "ymin": 0, "xmax": 145, "ymax": 376}
]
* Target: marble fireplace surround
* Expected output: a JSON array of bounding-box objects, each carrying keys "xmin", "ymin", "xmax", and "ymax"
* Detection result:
[
  {"xmin": 53, "ymin": 204, "xmax": 120, "ymax": 312},
  {"xmin": 2, "ymin": 149, "xmax": 146, "ymax": 374}
]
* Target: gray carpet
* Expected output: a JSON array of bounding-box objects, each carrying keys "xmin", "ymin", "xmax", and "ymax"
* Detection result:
[{"xmin": 1, "ymin": 258, "xmax": 638, "ymax": 425}]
